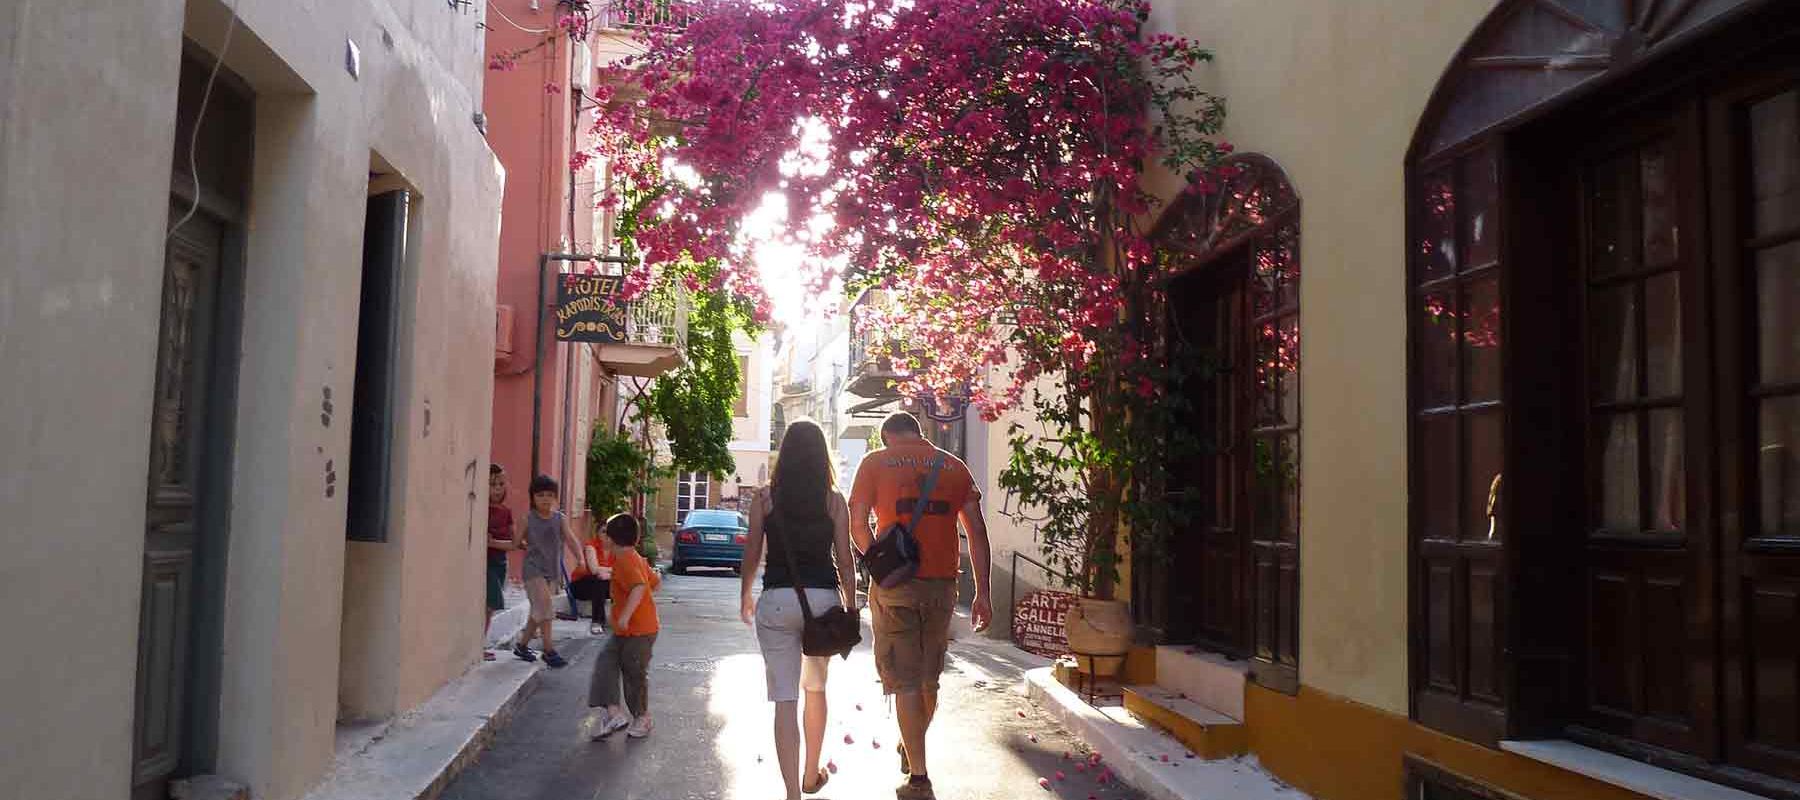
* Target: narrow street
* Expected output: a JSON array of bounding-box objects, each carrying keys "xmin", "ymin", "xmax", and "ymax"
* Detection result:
[{"xmin": 442, "ymin": 572, "xmax": 1148, "ymax": 800}]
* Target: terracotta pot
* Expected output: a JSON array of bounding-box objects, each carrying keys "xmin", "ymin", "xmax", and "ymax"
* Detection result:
[{"xmin": 1063, "ymin": 597, "xmax": 1131, "ymax": 677}]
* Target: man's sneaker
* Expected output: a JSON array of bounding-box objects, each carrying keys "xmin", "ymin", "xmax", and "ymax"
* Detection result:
[
  {"xmin": 895, "ymin": 775, "xmax": 935, "ymax": 800},
  {"xmin": 511, "ymin": 644, "xmax": 538, "ymax": 663},
  {"xmin": 543, "ymin": 651, "xmax": 568, "ymax": 669},
  {"xmin": 625, "ymin": 715, "xmax": 654, "ymax": 739},
  {"xmin": 589, "ymin": 711, "xmax": 630, "ymax": 740}
]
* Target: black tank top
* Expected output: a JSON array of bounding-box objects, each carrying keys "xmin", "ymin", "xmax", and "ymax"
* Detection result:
[{"xmin": 761, "ymin": 496, "xmax": 839, "ymax": 591}]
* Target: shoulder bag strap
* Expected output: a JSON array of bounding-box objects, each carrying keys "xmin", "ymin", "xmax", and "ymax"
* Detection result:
[
  {"xmin": 908, "ymin": 455, "xmax": 946, "ymax": 535},
  {"xmin": 769, "ymin": 492, "xmax": 818, "ymax": 621}
]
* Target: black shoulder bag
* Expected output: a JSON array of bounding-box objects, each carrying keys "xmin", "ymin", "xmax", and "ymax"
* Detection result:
[
  {"xmin": 862, "ymin": 455, "xmax": 944, "ymax": 589},
  {"xmin": 771, "ymin": 505, "xmax": 862, "ymax": 659}
]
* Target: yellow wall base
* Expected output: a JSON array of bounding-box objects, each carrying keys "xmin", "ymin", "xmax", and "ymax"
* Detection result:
[
  {"xmin": 1123, "ymin": 646, "xmax": 1157, "ymax": 685},
  {"xmin": 1123, "ymin": 686, "xmax": 1248, "ymax": 760},
  {"xmin": 1244, "ymin": 684, "xmax": 1652, "ymax": 800}
]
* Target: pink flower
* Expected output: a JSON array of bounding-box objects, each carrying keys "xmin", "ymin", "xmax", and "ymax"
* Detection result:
[{"xmin": 574, "ymin": 0, "xmax": 1227, "ymax": 421}]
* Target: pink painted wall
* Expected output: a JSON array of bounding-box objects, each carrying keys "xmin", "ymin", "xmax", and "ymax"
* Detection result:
[{"xmin": 482, "ymin": 0, "xmax": 612, "ymax": 574}]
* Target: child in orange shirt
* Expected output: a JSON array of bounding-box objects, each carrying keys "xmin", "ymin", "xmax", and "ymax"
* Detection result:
[{"xmin": 588, "ymin": 513, "xmax": 661, "ymax": 739}]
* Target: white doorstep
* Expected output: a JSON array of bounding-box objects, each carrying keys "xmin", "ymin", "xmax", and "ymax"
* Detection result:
[
  {"xmin": 1024, "ymin": 667, "xmax": 1307, "ymax": 800},
  {"xmin": 1154, "ymin": 646, "xmax": 1247, "ymax": 722}
]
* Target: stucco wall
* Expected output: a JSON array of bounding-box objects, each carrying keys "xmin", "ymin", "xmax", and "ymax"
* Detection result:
[
  {"xmin": 483, "ymin": 0, "xmax": 583, "ymax": 572},
  {"xmin": 732, "ymin": 331, "xmax": 776, "ymax": 456},
  {"xmin": 0, "ymin": 0, "xmax": 502, "ymax": 797},
  {"xmin": 0, "ymin": 0, "xmax": 188, "ymax": 796},
  {"xmin": 1147, "ymin": 0, "xmax": 1495, "ymax": 714},
  {"xmin": 966, "ymin": 377, "xmax": 1068, "ymax": 637}
]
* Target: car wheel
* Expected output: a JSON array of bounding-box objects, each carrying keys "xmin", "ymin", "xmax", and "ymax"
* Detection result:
[{"xmin": 670, "ymin": 562, "xmax": 686, "ymax": 576}]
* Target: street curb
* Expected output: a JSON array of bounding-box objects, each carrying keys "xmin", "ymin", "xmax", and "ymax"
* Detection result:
[
  {"xmin": 487, "ymin": 602, "xmax": 532, "ymax": 648},
  {"xmin": 299, "ymin": 657, "xmax": 546, "ymax": 800},
  {"xmin": 1022, "ymin": 667, "xmax": 1308, "ymax": 800},
  {"xmin": 417, "ymin": 666, "xmax": 543, "ymax": 800}
]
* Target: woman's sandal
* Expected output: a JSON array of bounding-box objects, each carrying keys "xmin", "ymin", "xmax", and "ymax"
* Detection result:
[{"xmin": 803, "ymin": 767, "xmax": 830, "ymax": 794}]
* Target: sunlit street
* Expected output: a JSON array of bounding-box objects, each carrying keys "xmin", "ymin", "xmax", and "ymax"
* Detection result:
[{"xmin": 441, "ymin": 573, "xmax": 1144, "ymax": 800}]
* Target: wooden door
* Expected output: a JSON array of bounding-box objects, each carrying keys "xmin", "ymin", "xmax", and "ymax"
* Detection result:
[
  {"xmin": 1574, "ymin": 101, "xmax": 1719, "ymax": 759},
  {"xmin": 1191, "ymin": 265, "xmax": 1249, "ymax": 654},
  {"xmin": 1245, "ymin": 222, "xmax": 1301, "ymax": 690},
  {"xmin": 133, "ymin": 206, "xmax": 227, "ymax": 799},
  {"xmin": 1163, "ymin": 261, "xmax": 1251, "ymax": 654},
  {"xmin": 1715, "ymin": 62, "xmax": 1800, "ymax": 782}
]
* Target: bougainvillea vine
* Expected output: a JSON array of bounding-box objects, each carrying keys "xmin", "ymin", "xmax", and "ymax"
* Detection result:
[{"xmin": 575, "ymin": 0, "xmax": 1230, "ymax": 596}]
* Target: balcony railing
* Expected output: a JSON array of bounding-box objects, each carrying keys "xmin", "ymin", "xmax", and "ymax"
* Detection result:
[
  {"xmin": 847, "ymin": 289, "xmax": 925, "ymax": 399},
  {"xmin": 598, "ymin": 0, "xmax": 694, "ymax": 31},
  {"xmin": 622, "ymin": 287, "xmax": 688, "ymax": 350}
]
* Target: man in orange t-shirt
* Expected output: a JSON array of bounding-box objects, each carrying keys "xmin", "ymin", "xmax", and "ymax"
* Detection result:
[{"xmin": 848, "ymin": 411, "xmax": 991, "ymax": 800}]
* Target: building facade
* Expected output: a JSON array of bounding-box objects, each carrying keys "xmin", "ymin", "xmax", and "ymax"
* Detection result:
[
  {"xmin": 646, "ymin": 330, "xmax": 775, "ymax": 558},
  {"xmin": 1, "ymin": 0, "xmax": 505, "ymax": 798},
  {"xmin": 1042, "ymin": 2, "xmax": 1799, "ymax": 799},
  {"xmin": 772, "ymin": 314, "xmax": 856, "ymax": 474},
  {"xmin": 482, "ymin": 0, "xmax": 684, "ymax": 546}
]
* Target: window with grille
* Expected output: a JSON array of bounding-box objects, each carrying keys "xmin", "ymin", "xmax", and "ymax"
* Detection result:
[{"xmin": 676, "ymin": 471, "xmax": 710, "ymax": 524}]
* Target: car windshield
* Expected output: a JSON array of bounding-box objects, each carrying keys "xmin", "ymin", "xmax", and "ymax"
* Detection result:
[{"xmin": 683, "ymin": 510, "xmax": 744, "ymax": 530}]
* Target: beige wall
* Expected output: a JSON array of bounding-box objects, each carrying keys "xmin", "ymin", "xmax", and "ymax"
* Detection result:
[
  {"xmin": 966, "ymin": 372, "xmax": 1076, "ymax": 640},
  {"xmin": 0, "ymin": 0, "xmax": 189, "ymax": 796},
  {"xmin": 723, "ymin": 451, "xmax": 772, "ymax": 501},
  {"xmin": 731, "ymin": 331, "xmax": 776, "ymax": 456},
  {"xmin": 0, "ymin": 0, "xmax": 502, "ymax": 798},
  {"xmin": 1147, "ymin": 0, "xmax": 1494, "ymax": 714}
]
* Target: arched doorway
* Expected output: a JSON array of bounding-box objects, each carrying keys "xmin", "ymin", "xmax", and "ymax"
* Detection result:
[
  {"xmin": 1405, "ymin": 0, "xmax": 1800, "ymax": 789},
  {"xmin": 1148, "ymin": 155, "xmax": 1302, "ymax": 692}
]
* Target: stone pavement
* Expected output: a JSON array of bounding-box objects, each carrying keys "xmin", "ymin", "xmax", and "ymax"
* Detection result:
[{"xmin": 440, "ymin": 569, "xmax": 1151, "ymax": 800}]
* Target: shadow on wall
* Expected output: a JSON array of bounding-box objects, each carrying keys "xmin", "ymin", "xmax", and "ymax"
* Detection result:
[{"xmin": 992, "ymin": 548, "xmax": 1067, "ymax": 644}]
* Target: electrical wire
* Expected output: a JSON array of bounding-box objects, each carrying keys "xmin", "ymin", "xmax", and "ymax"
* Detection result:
[
  {"xmin": 492, "ymin": 2, "xmax": 553, "ymax": 34},
  {"xmin": 168, "ymin": 0, "xmax": 246, "ymax": 242}
]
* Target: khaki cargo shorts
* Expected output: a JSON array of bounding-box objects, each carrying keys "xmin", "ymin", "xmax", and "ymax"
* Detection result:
[{"xmin": 869, "ymin": 578, "xmax": 957, "ymax": 694}]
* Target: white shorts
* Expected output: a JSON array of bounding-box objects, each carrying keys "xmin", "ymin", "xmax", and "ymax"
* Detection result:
[{"xmin": 754, "ymin": 587, "xmax": 840, "ymax": 703}]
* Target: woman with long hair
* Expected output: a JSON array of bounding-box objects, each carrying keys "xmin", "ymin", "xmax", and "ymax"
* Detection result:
[{"xmin": 739, "ymin": 418, "xmax": 858, "ymax": 799}]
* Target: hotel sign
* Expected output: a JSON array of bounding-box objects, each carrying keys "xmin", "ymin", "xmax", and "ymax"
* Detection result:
[{"xmin": 555, "ymin": 274, "xmax": 627, "ymax": 343}]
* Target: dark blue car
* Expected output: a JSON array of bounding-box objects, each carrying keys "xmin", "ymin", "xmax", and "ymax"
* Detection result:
[{"xmin": 670, "ymin": 508, "xmax": 748, "ymax": 575}]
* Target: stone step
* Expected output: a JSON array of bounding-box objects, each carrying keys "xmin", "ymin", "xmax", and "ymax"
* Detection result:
[
  {"xmin": 1153, "ymin": 646, "xmax": 1247, "ymax": 722},
  {"xmin": 1122, "ymin": 684, "xmax": 1248, "ymax": 761}
]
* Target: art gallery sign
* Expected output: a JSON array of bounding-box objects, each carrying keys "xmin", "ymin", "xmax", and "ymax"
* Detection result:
[{"xmin": 1012, "ymin": 590, "xmax": 1078, "ymax": 659}]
